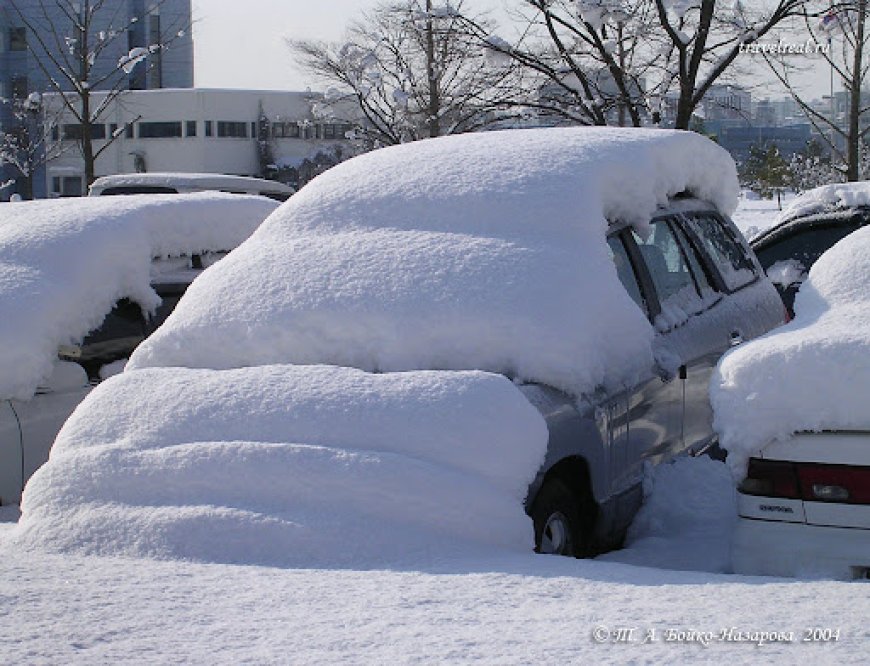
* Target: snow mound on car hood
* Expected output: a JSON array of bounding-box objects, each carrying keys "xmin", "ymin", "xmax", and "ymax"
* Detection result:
[
  {"xmin": 0, "ymin": 193, "xmax": 277, "ymax": 400},
  {"xmin": 15, "ymin": 365, "xmax": 548, "ymax": 567},
  {"xmin": 712, "ymin": 225, "xmax": 870, "ymax": 475},
  {"xmin": 129, "ymin": 128, "xmax": 738, "ymax": 397},
  {"xmin": 776, "ymin": 181, "xmax": 870, "ymax": 224}
]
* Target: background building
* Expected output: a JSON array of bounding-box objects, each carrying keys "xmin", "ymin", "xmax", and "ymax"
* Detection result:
[
  {"xmin": 43, "ymin": 88, "xmax": 355, "ymax": 196},
  {"xmin": 0, "ymin": 0, "xmax": 194, "ymax": 197}
]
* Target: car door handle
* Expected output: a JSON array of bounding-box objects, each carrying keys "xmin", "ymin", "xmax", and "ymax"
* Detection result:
[{"xmin": 730, "ymin": 330, "xmax": 744, "ymax": 347}]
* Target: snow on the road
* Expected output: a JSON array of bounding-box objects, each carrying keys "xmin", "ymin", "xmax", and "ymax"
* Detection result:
[
  {"xmin": 713, "ymin": 224, "xmax": 870, "ymax": 474},
  {"xmin": 1, "ymin": 528, "xmax": 868, "ymax": 664},
  {"xmin": 599, "ymin": 456, "xmax": 737, "ymax": 573}
]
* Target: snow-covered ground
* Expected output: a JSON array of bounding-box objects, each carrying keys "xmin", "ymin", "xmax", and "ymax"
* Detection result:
[
  {"xmin": 2, "ymin": 456, "xmax": 868, "ymax": 664},
  {"xmin": 730, "ymin": 190, "xmax": 796, "ymax": 239}
]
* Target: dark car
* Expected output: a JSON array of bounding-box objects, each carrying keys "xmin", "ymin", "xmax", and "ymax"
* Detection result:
[{"xmin": 751, "ymin": 186, "xmax": 870, "ymax": 316}]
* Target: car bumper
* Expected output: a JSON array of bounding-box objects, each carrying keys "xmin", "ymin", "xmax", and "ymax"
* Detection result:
[{"xmin": 732, "ymin": 517, "xmax": 870, "ymax": 579}]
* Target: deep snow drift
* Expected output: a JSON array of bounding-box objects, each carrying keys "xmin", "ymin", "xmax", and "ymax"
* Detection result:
[
  {"xmin": 0, "ymin": 193, "xmax": 277, "ymax": 400},
  {"xmin": 129, "ymin": 127, "xmax": 739, "ymax": 398},
  {"xmin": 15, "ymin": 365, "xmax": 548, "ymax": 566},
  {"xmin": 712, "ymin": 225, "xmax": 870, "ymax": 474}
]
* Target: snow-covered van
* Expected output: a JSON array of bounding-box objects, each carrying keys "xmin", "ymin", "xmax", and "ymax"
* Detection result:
[
  {"xmin": 89, "ymin": 172, "xmax": 294, "ymax": 202},
  {"xmin": 14, "ymin": 128, "xmax": 784, "ymax": 565}
]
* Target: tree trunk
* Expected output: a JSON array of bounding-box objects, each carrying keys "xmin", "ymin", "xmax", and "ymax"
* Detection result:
[
  {"xmin": 847, "ymin": 0, "xmax": 867, "ymax": 181},
  {"xmin": 425, "ymin": 0, "xmax": 441, "ymax": 138}
]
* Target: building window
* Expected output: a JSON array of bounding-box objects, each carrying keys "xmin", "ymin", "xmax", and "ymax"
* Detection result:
[
  {"xmin": 138, "ymin": 121, "xmax": 183, "ymax": 138},
  {"xmin": 251, "ymin": 121, "xmax": 257, "ymax": 138},
  {"xmin": 205, "ymin": 121, "xmax": 213, "ymax": 137},
  {"xmin": 9, "ymin": 27, "xmax": 26, "ymax": 52},
  {"xmin": 62, "ymin": 124, "xmax": 107, "ymax": 140},
  {"xmin": 51, "ymin": 126, "xmax": 60, "ymax": 141},
  {"xmin": 272, "ymin": 122, "xmax": 300, "ymax": 139},
  {"xmin": 110, "ymin": 123, "xmax": 118, "ymax": 137},
  {"xmin": 186, "ymin": 120, "xmax": 197, "ymax": 137},
  {"xmin": 216, "ymin": 121, "xmax": 248, "ymax": 138},
  {"xmin": 52, "ymin": 176, "xmax": 83, "ymax": 197},
  {"xmin": 10, "ymin": 75, "xmax": 27, "ymax": 99},
  {"xmin": 125, "ymin": 123, "xmax": 135, "ymax": 139}
]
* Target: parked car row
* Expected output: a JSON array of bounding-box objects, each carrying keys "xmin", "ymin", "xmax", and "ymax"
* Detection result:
[{"xmin": 5, "ymin": 137, "xmax": 869, "ymax": 579}]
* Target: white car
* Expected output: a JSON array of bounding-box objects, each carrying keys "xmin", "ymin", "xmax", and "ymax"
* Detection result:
[
  {"xmin": 733, "ymin": 434, "xmax": 870, "ymax": 578},
  {"xmin": 714, "ymin": 224, "xmax": 870, "ymax": 579},
  {"xmin": 88, "ymin": 172, "xmax": 294, "ymax": 201},
  {"xmin": 0, "ymin": 193, "xmax": 278, "ymax": 506}
]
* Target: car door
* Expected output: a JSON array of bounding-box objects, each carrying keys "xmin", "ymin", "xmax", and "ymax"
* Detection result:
[
  {"xmin": 621, "ymin": 218, "xmax": 707, "ymax": 473},
  {"xmin": 676, "ymin": 210, "xmax": 767, "ymax": 452},
  {"xmin": 0, "ymin": 401, "xmax": 23, "ymax": 506},
  {"xmin": 605, "ymin": 231, "xmax": 683, "ymax": 496}
]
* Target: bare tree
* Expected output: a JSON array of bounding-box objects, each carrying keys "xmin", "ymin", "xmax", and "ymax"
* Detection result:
[
  {"xmin": 653, "ymin": 0, "xmax": 805, "ymax": 129},
  {"xmin": 765, "ymin": 1, "xmax": 868, "ymax": 181},
  {"xmin": 6, "ymin": 0, "xmax": 190, "ymax": 186},
  {"xmin": 463, "ymin": 0, "xmax": 668, "ymax": 127},
  {"xmin": 0, "ymin": 92, "xmax": 66, "ymax": 199},
  {"xmin": 290, "ymin": 0, "xmax": 525, "ymax": 146}
]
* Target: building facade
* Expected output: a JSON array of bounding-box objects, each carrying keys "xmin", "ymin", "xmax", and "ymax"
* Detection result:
[
  {"xmin": 43, "ymin": 88, "xmax": 355, "ymax": 196},
  {"xmin": 0, "ymin": 0, "xmax": 194, "ymax": 198}
]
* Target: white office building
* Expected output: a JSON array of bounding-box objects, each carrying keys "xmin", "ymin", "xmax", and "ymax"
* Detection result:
[{"xmin": 43, "ymin": 88, "xmax": 356, "ymax": 196}]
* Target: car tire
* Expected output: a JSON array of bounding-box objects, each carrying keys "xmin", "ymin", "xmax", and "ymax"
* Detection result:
[{"xmin": 531, "ymin": 478, "xmax": 591, "ymax": 558}]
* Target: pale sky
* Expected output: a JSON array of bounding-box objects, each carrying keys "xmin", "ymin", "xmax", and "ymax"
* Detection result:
[
  {"xmin": 191, "ymin": 1, "xmax": 831, "ymax": 99},
  {"xmin": 192, "ymin": 0, "xmax": 391, "ymax": 91}
]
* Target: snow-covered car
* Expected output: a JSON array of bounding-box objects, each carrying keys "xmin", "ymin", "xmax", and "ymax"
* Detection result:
[
  {"xmin": 89, "ymin": 172, "xmax": 295, "ymax": 202},
  {"xmin": 14, "ymin": 128, "xmax": 784, "ymax": 566},
  {"xmin": 713, "ymin": 224, "xmax": 870, "ymax": 579},
  {"xmin": 0, "ymin": 193, "xmax": 278, "ymax": 506},
  {"xmin": 751, "ymin": 182, "xmax": 870, "ymax": 315}
]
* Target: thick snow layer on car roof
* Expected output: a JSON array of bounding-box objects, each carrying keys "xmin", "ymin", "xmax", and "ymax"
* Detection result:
[
  {"xmin": 776, "ymin": 181, "xmax": 870, "ymax": 224},
  {"xmin": 129, "ymin": 127, "xmax": 739, "ymax": 396},
  {"xmin": 90, "ymin": 172, "xmax": 294, "ymax": 193},
  {"xmin": 16, "ymin": 365, "xmax": 548, "ymax": 566},
  {"xmin": 712, "ymin": 225, "xmax": 870, "ymax": 475},
  {"xmin": 0, "ymin": 193, "xmax": 277, "ymax": 400}
]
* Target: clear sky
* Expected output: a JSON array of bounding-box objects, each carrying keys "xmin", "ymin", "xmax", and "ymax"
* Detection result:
[
  {"xmin": 192, "ymin": 0, "xmax": 830, "ymax": 99},
  {"xmin": 192, "ymin": 0, "xmax": 385, "ymax": 91}
]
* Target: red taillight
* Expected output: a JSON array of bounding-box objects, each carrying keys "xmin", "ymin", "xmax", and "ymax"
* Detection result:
[
  {"xmin": 740, "ymin": 458, "xmax": 870, "ymax": 505},
  {"xmin": 740, "ymin": 458, "xmax": 800, "ymax": 499},
  {"xmin": 797, "ymin": 465, "xmax": 870, "ymax": 504}
]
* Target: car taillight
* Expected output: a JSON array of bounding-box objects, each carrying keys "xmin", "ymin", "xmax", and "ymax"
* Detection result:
[
  {"xmin": 740, "ymin": 458, "xmax": 870, "ymax": 504},
  {"xmin": 740, "ymin": 458, "xmax": 799, "ymax": 499},
  {"xmin": 797, "ymin": 465, "xmax": 870, "ymax": 504}
]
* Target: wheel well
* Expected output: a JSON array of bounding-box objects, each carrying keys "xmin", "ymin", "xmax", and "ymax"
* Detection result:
[{"xmin": 541, "ymin": 457, "xmax": 597, "ymax": 524}]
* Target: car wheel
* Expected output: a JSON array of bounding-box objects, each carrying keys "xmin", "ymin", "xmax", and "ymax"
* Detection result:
[{"xmin": 531, "ymin": 478, "xmax": 589, "ymax": 557}]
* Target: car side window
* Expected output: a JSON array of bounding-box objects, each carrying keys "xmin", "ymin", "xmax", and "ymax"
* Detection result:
[
  {"xmin": 682, "ymin": 213, "xmax": 756, "ymax": 291},
  {"xmin": 606, "ymin": 235, "xmax": 646, "ymax": 315},
  {"xmin": 631, "ymin": 221, "xmax": 697, "ymax": 304}
]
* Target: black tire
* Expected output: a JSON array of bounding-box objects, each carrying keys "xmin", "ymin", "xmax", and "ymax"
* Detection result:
[{"xmin": 531, "ymin": 478, "xmax": 590, "ymax": 558}]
